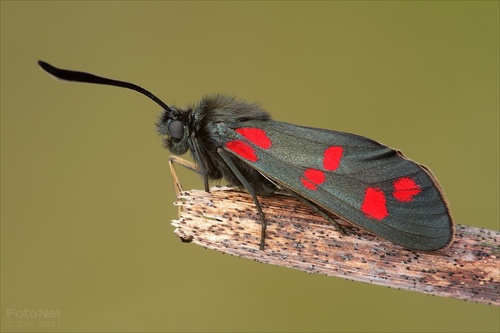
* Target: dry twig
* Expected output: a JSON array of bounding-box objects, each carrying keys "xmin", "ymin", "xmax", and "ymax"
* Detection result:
[{"xmin": 171, "ymin": 186, "xmax": 499, "ymax": 306}]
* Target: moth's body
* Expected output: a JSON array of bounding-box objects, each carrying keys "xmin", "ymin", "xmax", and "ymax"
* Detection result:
[
  {"xmin": 157, "ymin": 95, "xmax": 277, "ymax": 195},
  {"xmin": 38, "ymin": 61, "xmax": 454, "ymax": 251},
  {"xmin": 156, "ymin": 94, "xmax": 453, "ymax": 251}
]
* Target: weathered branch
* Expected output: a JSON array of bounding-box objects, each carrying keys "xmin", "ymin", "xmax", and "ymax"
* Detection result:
[{"xmin": 171, "ymin": 186, "xmax": 499, "ymax": 306}]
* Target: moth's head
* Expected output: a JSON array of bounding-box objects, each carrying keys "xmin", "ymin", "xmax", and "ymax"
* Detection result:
[
  {"xmin": 156, "ymin": 107, "xmax": 190, "ymax": 155},
  {"xmin": 37, "ymin": 60, "xmax": 190, "ymax": 155}
]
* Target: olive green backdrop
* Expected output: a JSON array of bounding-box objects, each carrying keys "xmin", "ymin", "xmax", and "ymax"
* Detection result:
[{"xmin": 1, "ymin": 1, "xmax": 498, "ymax": 332}]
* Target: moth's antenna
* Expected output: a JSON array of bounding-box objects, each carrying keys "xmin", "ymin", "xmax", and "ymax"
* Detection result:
[{"xmin": 38, "ymin": 60, "xmax": 173, "ymax": 113}]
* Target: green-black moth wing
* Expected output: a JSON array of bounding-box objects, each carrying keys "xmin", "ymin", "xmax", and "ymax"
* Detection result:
[{"xmin": 222, "ymin": 120, "xmax": 453, "ymax": 251}]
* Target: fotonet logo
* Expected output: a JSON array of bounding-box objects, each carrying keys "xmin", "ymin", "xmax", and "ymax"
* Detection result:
[{"xmin": 6, "ymin": 308, "xmax": 62, "ymax": 319}]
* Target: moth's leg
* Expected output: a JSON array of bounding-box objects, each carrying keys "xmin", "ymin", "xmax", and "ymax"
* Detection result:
[
  {"xmin": 168, "ymin": 156, "xmax": 204, "ymax": 196},
  {"xmin": 190, "ymin": 134, "xmax": 210, "ymax": 192},
  {"xmin": 217, "ymin": 148, "xmax": 267, "ymax": 251},
  {"xmin": 283, "ymin": 188, "xmax": 346, "ymax": 236}
]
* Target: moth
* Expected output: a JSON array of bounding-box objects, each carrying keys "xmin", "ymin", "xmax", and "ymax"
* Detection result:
[{"xmin": 38, "ymin": 60, "xmax": 454, "ymax": 251}]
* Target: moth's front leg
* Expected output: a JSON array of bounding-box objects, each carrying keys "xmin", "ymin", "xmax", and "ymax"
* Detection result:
[{"xmin": 168, "ymin": 156, "xmax": 207, "ymax": 196}]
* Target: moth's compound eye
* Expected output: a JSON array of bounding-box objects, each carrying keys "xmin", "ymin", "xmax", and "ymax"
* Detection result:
[{"xmin": 168, "ymin": 120, "xmax": 184, "ymax": 139}]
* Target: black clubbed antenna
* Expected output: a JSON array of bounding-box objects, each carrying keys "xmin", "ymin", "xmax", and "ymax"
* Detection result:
[{"xmin": 38, "ymin": 60, "xmax": 173, "ymax": 113}]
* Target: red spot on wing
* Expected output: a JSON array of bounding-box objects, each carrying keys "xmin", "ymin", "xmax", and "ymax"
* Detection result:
[
  {"xmin": 235, "ymin": 128, "xmax": 272, "ymax": 149},
  {"xmin": 301, "ymin": 178, "xmax": 317, "ymax": 190},
  {"xmin": 393, "ymin": 177, "xmax": 421, "ymax": 202},
  {"xmin": 361, "ymin": 187, "xmax": 388, "ymax": 220},
  {"xmin": 301, "ymin": 168, "xmax": 325, "ymax": 191},
  {"xmin": 225, "ymin": 140, "xmax": 258, "ymax": 162},
  {"xmin": 304, "ymin": 169, "xmax": 325, "ymax": 184},
  {"xmin": 323, "ymin": 146, "xmax": 343, "ymax": 171}
]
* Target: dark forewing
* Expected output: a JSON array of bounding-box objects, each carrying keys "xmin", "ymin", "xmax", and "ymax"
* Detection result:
[{"xmin": 222, "ymin": 120, "xmax": 453, "ymax": 251}]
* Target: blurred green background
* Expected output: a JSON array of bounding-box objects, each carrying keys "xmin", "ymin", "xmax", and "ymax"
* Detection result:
[{"xmin": 1, "ymin": 1, "xmax": 498, "ymax": 332}]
